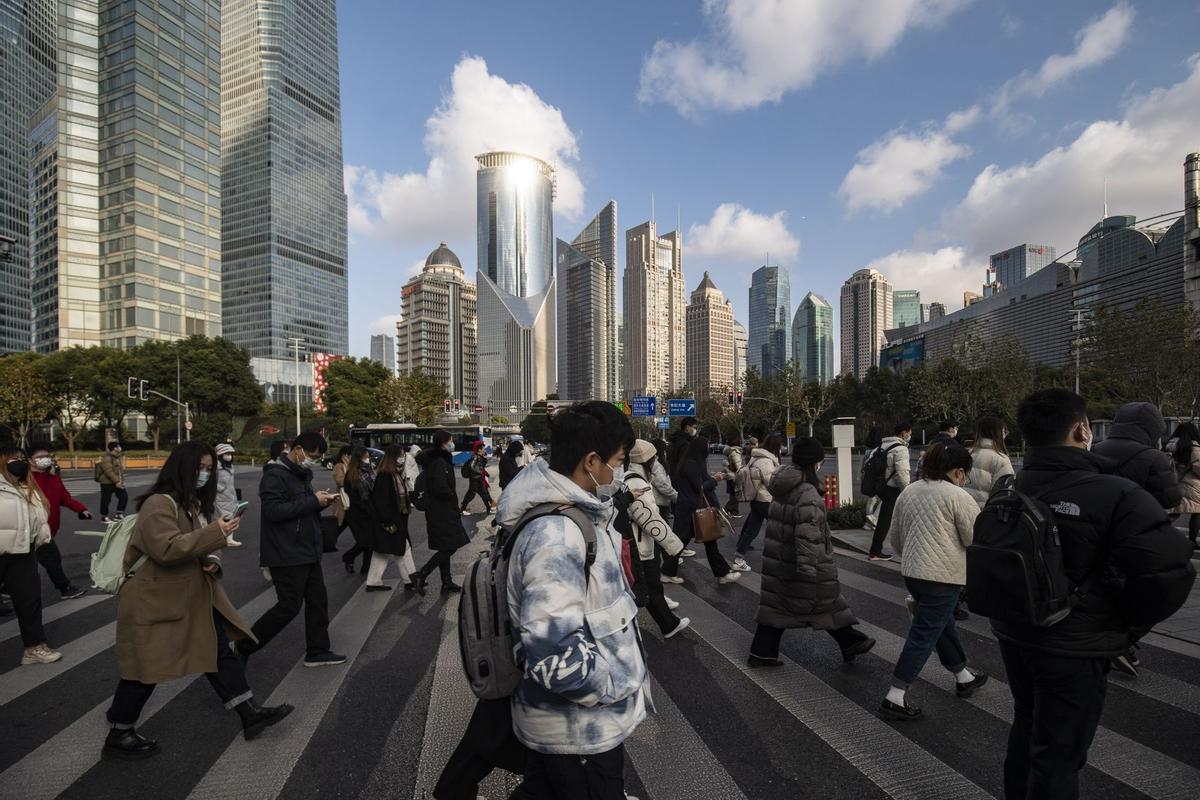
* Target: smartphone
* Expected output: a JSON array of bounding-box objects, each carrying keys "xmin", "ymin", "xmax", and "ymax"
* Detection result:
[{"xmin": 228, "ymin": 500, "xmax": 250, "ymax": 520}]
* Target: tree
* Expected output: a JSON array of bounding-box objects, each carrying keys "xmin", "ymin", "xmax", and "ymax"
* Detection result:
[
  {"xmin": 377, "ymin": 367, "xmax": 446, "ymax": 425},
  {"xmin": 321, "ymin": 357, "xmax": 391, "ymax": 428},
  {"xmin": 86, "ymin": 348, "xmax": 138, "ymax": 435},
  {"xmin": 39, "ymin": 347, "xmax": 98, "ymax": 454},
  {"xmin": 794, "ymin": 379, "xmax": 834, "ymax": 437},
  {"xmin": 0, "ymin": 353, "xmax": 56, "ymax": 447},
  {"xmin": 520, "ymin": 399, "xmax": 552, "ymax": 444}
]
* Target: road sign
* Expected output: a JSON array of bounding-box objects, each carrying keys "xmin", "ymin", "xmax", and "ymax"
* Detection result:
[
  {"xmin": 474, "ymin": 405, "xmax": 483, "ymax": 414},
  {"xmin": 657, "ymin": 418, "xmax": 670, "ymax": 429},
  {"xmin": 786, "ymin": 421, "xmax": 796, "ymax": 437},
  {"xmin": 667, "ymin": 398, "xmax": 696, "ymax": 417},
  {"xmin": 185, "ymin": 420, "xmax": 193, "ymax": 431},
  {"xmin": 631, "ymin": 396, "xmax": 656, "ymax": 417}
]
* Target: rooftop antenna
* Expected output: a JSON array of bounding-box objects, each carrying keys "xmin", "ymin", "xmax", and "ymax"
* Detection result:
[
  {"xmin": 651, "ymin": 192, "xmax": 655, "ymax": 229},
  {"xmin": 1103, "ymin": 177, "xmax": 1108, "ymax": 218},
  {"xmin": 676, "ymin": 204, "xmax": 681, "ymax": 235}
]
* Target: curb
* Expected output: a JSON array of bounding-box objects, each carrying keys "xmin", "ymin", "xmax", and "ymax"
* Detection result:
[{"xmin": 830, "ymin": 529, "xmax": 872, "ymax": 556}]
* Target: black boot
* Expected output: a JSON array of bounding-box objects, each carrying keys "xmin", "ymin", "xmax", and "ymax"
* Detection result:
[
  {"xmin": 103, "ymin": 727, "xmax": 160, "ymax": 760},
  {"xmin": 235, "ymin": 699, "xmax": 294, "ymax": 741}
]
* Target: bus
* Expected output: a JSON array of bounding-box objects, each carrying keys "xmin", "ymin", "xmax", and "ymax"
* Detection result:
[{"xmin": 347, "ymin": 423, "xmax": 492, "ymax": 465}]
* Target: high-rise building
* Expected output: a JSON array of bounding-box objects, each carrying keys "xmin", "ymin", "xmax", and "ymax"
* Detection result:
[
  {"xmin": 928, "ymin": 302, "xmax": 946, "ymax": 320},
  {"xmin": 964, "ymin": 290, "xmax": 983, "ymax": 307},
  {"xmin": 840, "ymin": 268, "xmax": 892, "ymax": 378},
  {"xmin": 748, "ymin": 265, "xmax": 791, "ymax": 377},
  {"xmin": 558, "ymin": 201, "xmax": 618, "ymax": 401},
  {"xmin": 475, "ymin": 152, "xmax": 556, "ymax": 411},
  {"xmin": 733, "ymin": 320, "xmax": 748, "ymax": 389},
  {"xmin": 222, "ymin": 0, "xmax": 349, "ymax": 398},
  {"xmin": 370, "ymin": 334, "xmax": 395, "ymax": 374},
  {"xmin": 395, "ymin": 244, "xmax": 477, "ymax": 406},
  {"xmin": 792, "ymin": 292, "xmax": 834, "ymax": 385},
  {"xmin": 685, "ymin": 272, "xmax": 734, "ymax": 398},
  {"xmin": 893, "ymin": 289, "xmax": 924, "ymax": 328},
  {"xmin": 989, "ymin": 243, "xmax": 1057, "ymax": 291},
  {"xmin": 1187, "ymin": 153, "xmax": 1200, "ymax": 311},
  {"xmin": 623, "ymin": 219, "xmax": 685, "ymax": 396}
]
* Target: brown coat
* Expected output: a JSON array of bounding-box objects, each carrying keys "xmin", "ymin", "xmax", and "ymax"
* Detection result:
[
  {"xmin": 332, "ymin": 460, "xmax": 348, "ymax": 525},
  {"xmin": 115, "ymin": 493, "xmax": 253, "ymax": 684}
]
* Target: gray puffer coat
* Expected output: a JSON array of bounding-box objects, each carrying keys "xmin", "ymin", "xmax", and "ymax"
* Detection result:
[{"xmin": 755, "ymin": 465, "xmax": 857, "ymax": 631}]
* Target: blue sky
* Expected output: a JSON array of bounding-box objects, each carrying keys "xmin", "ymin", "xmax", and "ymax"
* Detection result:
[{"xmin": 337, "ymin": 0, "xmax": 1200, "ymax": 357}]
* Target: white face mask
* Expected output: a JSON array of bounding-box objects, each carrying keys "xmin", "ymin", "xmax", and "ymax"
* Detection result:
[
  {"xmin": 33, "ymin": 457, "xmax": 53, "ymax": 471},
  {"xmin": 221, "ymin": 455, "xmax": 233, "ymax": 464},
  {"xmin": 587, "ymin": 459, "xmax": 624, "ymax": 500},
  {"xmin": 444, "ymin": 441, "xmax": 455, "ymax": 453},
  {"xmin": 196, "ymin": 470, "xmax": 211, "ymax": 488}
]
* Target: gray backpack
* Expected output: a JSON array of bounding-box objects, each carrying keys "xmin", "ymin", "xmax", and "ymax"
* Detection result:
[{"xmin": 458, "ymin": 502, "xmax": 595, "ymax": 700}]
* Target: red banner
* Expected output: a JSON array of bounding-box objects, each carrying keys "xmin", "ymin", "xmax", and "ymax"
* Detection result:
[{"xmin": 311, "ymin": 353, "xmax": 344, "ymax": 412}]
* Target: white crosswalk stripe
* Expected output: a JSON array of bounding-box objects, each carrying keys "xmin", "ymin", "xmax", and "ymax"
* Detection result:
[{"xmin": 0, "ymin": 593, "xmax": 110, "ymax": 645}]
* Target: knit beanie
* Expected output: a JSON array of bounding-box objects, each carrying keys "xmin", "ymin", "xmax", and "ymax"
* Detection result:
[{"xmin": 790, "ymin": 437, "xmax": 825, "ymax": 467}]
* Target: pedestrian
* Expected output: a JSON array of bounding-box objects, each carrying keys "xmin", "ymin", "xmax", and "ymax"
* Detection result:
[
  {"xmin": 499, "ymin": 402, "xmax": 647, "ymax": 799},
  {"xmin": 366, "ymin": 444, "xmax": 421, "ymax": 593},
  {"xmin": 627, "ymin": 439, "xmax": 689, "ymax": 637},
  {"xmin": 665, "ymin": 416, "xmax": 698, "ymax": 475},
  {"xmin": 722, "ymin": 439, "xmax": 744, "ymax": 517},
  {"xmin": 412, "ymin": 430, "xmax": 470, "ymax": 593},
  {"xmin": 214, "ymin": 443, "xmax": 243, "ymax": 547},
  {"xmin": 731, "ymin": 434, "xmax": 782, "ymax": 572},
  {"xmin": 235, "ymin": 431, "xmax": 345, "ymax": 668},
  {"xmin": 661, "ymin": 436, "xmax": 739, "ymax": 586},
  {"xmin": 102, "ymin": 441, "xmax": 291, "ymax": 760},
  {"xmin": 749, "ymin": 437, "xmax": 877, "ymax": 667},
  {"xmin": 1093, "ymin": 402, "xmax": 1183, "ymax": 512},
  {"xmin": 868, "ymin": 422, "xmax": 912, "ymax": 561},
  {"xmin": 931, "ymin": 419, "xmax": 959, "ymax": 445},
  {"xmin": 28, "ymin": 445, "xmax": 90, "ymax": 598},
  {"xmin": 342, "ymin": 445, "xmax": 377, "ymax": 577},
  {"xmin": 1167, "ymin": 421, "xmax": 1200, "ymax": 549},
  {"xmin": 996, "ymin": 389, "xmax": 1194, "ymax": 799},
  {"xmin": 880, "ymin": 442, "xmax": 988, "ymax": 721},
  {"xmin": 0, "ymin": 445, "xmax": 61, "ymax": 667},
  {"xmin": 964, "ymin": 416, "xmax": 1015, "ymax": 509},
  {"xmin": 862, "ymin": 426, "xmax": 883, "ymax": 530},
  {"xmin": 97, "ymin": 440, "xmax": 127, "ymax": 523},
  {"xmin": 265, "ymin": 440, "xmax": 289, "ymax": 471},
  {"xmin": 331, "ymin": 445, "xmax": 352, "ymax": 533},
  {"xmin": 460, "ymin": 440, "xmax": 493, "ymax": 515},
  {"xmin": 498, "ymin": 440, "xmax": 525, "ymax": 490}
]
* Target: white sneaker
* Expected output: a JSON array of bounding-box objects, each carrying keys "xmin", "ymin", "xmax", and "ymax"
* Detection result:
[
  {"xmin": 731, "ymin": 556, "xmax": 752, "ymax": 572},
  {"xmin": 680, "ymin": 548, "xmax": 696, "ymax": 557},
  {"xmin": 665, "ymin": 617, "xmax": 690, "ymax": 639},
  {"xmin": 660, "ymin": 574, "xmax": 684, "ymax": 584},
  {"xmin": 664, "ymin": 596, "xmax": 679, "ymax": 610},
  {"xmin": 718, "ymin": 571, "xmax": 742, "ymax": 584},
  {"xmin": 21, "ymin": 644, "xmax": 63, "ymax": 665}
]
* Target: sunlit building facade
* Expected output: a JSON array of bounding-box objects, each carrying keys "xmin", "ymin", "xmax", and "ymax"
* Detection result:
[
  {"xmin": 624, "ymin": 219, "xmax": 685, "ymax": 396},
  {"xmin": 686, "ymin": 272, "xmax": 734, "ymax": 398},
  {"xmin": 793, "ymin": 292, "xmax": 834, "ymax": 385},
  {"xmin": 748, "ymin": 264, "xmax": 791, "ymax": 378},
  {"xmin": 396, "ymin": 243, "xmax": 477, "ymax": 405},
  {"xmin": 840, "ymin": 268, "xmax": 892, "ymax": 378}
]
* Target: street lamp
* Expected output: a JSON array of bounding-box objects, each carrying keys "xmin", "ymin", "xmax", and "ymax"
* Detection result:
[
  {"xmin": 1071, "ymin": 308, "xmax": 1092, "ymax": 395},
  {"xmin": 286, "ymin": 336, "xmax": 306, "ymax": 437}
]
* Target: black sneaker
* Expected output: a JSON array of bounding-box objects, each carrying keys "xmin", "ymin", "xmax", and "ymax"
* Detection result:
[
  {"xmin": 955, "ymin": 668, "xmax": 989, "ymax": 698},
  {"xmin": 880, "ymin": 698, "xmax": 923, "ymax": 720},
  {"xmin": 1110, "ymin": 652, "xmax": 1138, "ymax": 678},
  {"xmin": 747, "ymin": 653, "xmax": 783, "ymax": 668},
  {"xmin": 867, "ymin": 552, "xmax": 894, "ymax": 562},
  {"xmin": 60, "ymin": 585, "xmax": 87, "ymax": 600},
  {"xmin": 440, "ymin": 581, "xmax": 463, "ymax": 594},
  {"xmin": 364, "ymin": 584, "xmax": 393, "ymax": 592},
  {"xmin": 303, "ymin": 651, "xmax": 347, "ymax": 668},
  {"xmin": 953, "ymin": 604, "xmax": 970, "ymax": 621}
]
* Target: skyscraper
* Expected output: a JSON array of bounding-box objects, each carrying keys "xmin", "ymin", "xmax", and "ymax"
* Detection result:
[
  {"xmin": 928, "ymin": 301, "xmax": 946, "ymax": 320},
  {"xmin": 840, "ymin": 268, "xmax": 893, "ymax": 378},
  {"xmin": 792, "ymin": 292, "xmax": 834, "ymax": 385},
  {"xmin": 624, "ymin": 219, "xmax": 685, "ymax": 396},
  {"xmin": 1187, "ymin": 153, "xmax": 1200, "ymax": 311},
  {"xmin": 222, "ymin": 0, "xmax": 349, "ymax": 394},
  {"xmin": 748, "ymin": 265, "xmax": 791, "ymax": 377},
  {"xmin": 475, "ymin": 152, "xmax": 556, "ymax": 411},
  {"xmin": 557, "ymin": 201, "xmax": 618, "ymax": 401},
  {"xmin": 685, "ymin": 272, "xmax": 735, "ymax": 398},
  {"xmin": 396, "ymin": 243, "xmax": 477, "ymax": 405},
  {"xmin": 733, "ymin": 320, "xmax": 748, "ymax": 389},
  {"xmin": 370, "ymin": 334, "xmax": 395, "ymax": 374},
  {"xmin": 892, "ymin": 289, "xmax": 923, "ymax": 328},
  {"xmin": 989, "ymin": 243, "xmax": 1057, "ymax": 291}
]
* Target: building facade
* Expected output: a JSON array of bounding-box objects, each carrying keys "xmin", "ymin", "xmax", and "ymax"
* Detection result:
[
  {"xmin": 370, "ymin": 333, "xmax": 395, "ymax": 374},
  {"xmin": 989, "ymin": 243, "xmax": 1057, "ymax": 292},
  {"xmin": 748, "ymin": 264, "xmax": 791, "ymax": 377},
  {"xmin": 733, "ymin": 319, "xmax": 748, "ymax": 389},
  {"xmin": 893, "ymin": 289, "xmax": 923, "ymax": 328},
  {"xmin": 1187, "ymin": 153, "xmax": 1200, "ymax": 310},
  {"xmin": 395, "ymin": 243, "xmax": 477, "ymax": 406},
  {"xmin": 685, "ymin": 272, "xmax": 734, "ymax": 398},
  {"xmin": 623, "ymin": 219, "xmax": 685, "ymax": 396},
  {"xmin": 475, "ymin": 152, "xmax": 556, "ymax": 411},
  {"xmin": 840, "ymin": 268, "xmax": 892, "ymax": 378},
  {"xmin": 558, "ymin": 201, "xmax": 618, "ymax": 401},
  {"xmin": 792, "ymin": 292, "xmax": 834, "ymax": 385}
]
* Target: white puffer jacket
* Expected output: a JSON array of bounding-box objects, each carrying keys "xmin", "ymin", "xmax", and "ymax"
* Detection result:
[
  {"xmin": 964, "ymin": 441, "xmax": 1015, "ymax": 509},
  {"xmin": 625, "ymin": 465, "xmax": 684, "ymax": 560},
  {"xmin": 747, "ymin": 449, "xmax": 780, "ymax": 502},
  {"xmin": 880, "ymin": 436, "xmax": 911, "ymax": 489},
  {"xmin": 0, "ymin": 480, "xmax": 52, "ymax": 555},
  {"xmin": 890, "ymin": 479, "xmax": 979, "ymax": 586},
  {"xmin": 648, "ymin": 458, "xmax": 678, "ymax": 508}
]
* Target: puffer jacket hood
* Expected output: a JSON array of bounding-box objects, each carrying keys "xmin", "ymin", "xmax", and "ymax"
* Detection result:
[
  {"xmin": 1109, "ymin": 402, "xmax": 1166, "ymax": 446},
  {"xmin": 767, "ymin": 462, "xmax": 807, "ymax": 503},
  {"xmin": 1093, "ymin": 405, "xmax": 1182, "ymax": 511},
  {"xmin": 495, "ymin": 458, "xmax": 610, "ymax": 529}
]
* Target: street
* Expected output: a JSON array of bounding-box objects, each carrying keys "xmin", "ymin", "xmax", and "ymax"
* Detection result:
[{"xmin": 1, "ymin": 463, "xmax": 1198, "ymax": 800}]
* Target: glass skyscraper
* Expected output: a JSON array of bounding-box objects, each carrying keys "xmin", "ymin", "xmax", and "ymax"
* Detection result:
[
  {"xmin": 989, "ymin": 243, "xmax": 1057, "ymax": 292},
  {"xmin": 475, "ymin": 151, "xmax": 557, "ymax": 411},
  {"xmin": 893, "ymin": 289, "xmax": 924, "ymax": 328},
  {"xmin": 748, "ymin": 264, "xmax": 791, "ymax": 378},
  {"xmin": 792, "ymin": 292, "xmax": 834, "ymax": 385},
  {"xmin": 565, "ymin": 200, "xmax": 618, "ymax": 401}
]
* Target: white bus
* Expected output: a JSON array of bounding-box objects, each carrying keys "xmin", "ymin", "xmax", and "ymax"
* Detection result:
[{"xmin": 348, "ymin": 423, "xmax": 492, "ymax": 465}]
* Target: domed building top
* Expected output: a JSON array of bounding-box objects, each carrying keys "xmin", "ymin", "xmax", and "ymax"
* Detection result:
[{"xmin": 425, "ymin": 242, "xmax": 462, "ymax": 270}]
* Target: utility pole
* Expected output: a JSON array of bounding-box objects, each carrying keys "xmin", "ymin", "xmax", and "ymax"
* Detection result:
[
  {"xmin": 1072, "ymin": 308, "xmax": 1091, "ymax": 395},
  {"xmin": 176, "ymin": 352, "xmax": 182, "ymax": 444},
  {"xmin": 287, "ymin": 336, "xmax": 305, "ymax": 437}
]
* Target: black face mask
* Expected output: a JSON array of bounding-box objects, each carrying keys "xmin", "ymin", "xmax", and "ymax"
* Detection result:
[{"xmin": 7, "ymin": 460, "xmax": 28, "ymax": 480}]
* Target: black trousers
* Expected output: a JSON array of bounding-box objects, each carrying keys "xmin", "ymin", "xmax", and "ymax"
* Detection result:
[
  {"xmin": 461, "ymin": 479, "xmax": 493, "ymax": 512},
  {"xmin": 434, "ymin": 698, "xmax": 529, "ymax": 799},
  {"xmin": 419, "ymin": 550, "xmax": 454, "ymax": 584},
  {"xmin": 0, "ymin": 552, "xmax": 45, "ymax": 646},
  {"xmin": 108, "ymin": 611, "xmax": 251, "ymax": 725},
  {"xmin": 750, "ymin": 622, "xmax": 868, "ymax": 660},
  {"xmin": 512, "ymin": 743, "xmax": 626, "ymax": 800},
  {"xmin": 999, "ymin": 640, "xmax": 1108, "ymax": 800},
  {"xmin": 661, "ymin": 535, "xmax": 729, "ymax": 578},
  {"xmin": 36, "ymin": 538, "xmax": 71, "ymax": 591},
  {"xmin": 100, "ymin": 484, "xmax": 128, "ymax": 516},
  {"xmin": 246, "ymin": 562, "xmax": 331, "ymax": 658},
  {"xmin": 342, "ymin": 542, "xmax": 371, "ymax": 569},
  {"xmin": 869, "ymin": 486, "xmax": 902, "ymax": 555},
  {"xmin": 637, "ymin": 547, "xmax": 680, "ymax": 635}
]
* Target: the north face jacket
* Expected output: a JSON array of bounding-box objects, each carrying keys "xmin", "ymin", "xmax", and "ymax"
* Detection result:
[
  {"xmin": 1092, "ymin": 402, "xmax": 1182, "ymax": 511},
  {"xmin": 500, "ymin": 458, "xmax": 649, "ymax": 756}
]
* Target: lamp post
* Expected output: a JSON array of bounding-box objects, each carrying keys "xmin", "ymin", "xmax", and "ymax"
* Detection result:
[
  {"xmin": 1071, "ymin": 308, "xmax": 1091, "ymax": 395},
  {"xmin": 286, "ymin": 336, "xmax": 306, "ymax": 437}
]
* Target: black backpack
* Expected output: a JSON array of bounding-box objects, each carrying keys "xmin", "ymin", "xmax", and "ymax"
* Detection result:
[
  {"xmin": 411, "ymin": 470, "xmax": 430, "ymax": 511},
  {"xmin": 860, "ymin": 443, "xmax": 900, "ymax": 498}
]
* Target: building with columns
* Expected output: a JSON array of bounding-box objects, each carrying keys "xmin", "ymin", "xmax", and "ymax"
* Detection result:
[
  {"xmin": 685, "ymin": 272, "xmax": 735, "ymax": 398},
  {"xmin": 396, "ymin": 243, "xmax": 477, "ymax": 406},
  {"xmin": 623, "ymin": 219, "xmax": 686, "ymax": 396}
]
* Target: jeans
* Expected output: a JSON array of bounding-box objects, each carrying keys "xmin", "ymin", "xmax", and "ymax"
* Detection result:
[
  {"xmin": 245, "ymin": 562, "xmax": 332, "ymax": 658},
  {"xmin": 107, "ymin": 611, "xmax": 252, "ymax": 725},
  {"xmin": 100, "ymin": 484, "xmax": 128, "ymax": 517},
  {"xmin": 35, "ymin": 539, "xmax": 71, "ymax": 592},
  {"xmin": 892, "ymin": 577, "xmax": 967, "ymax": 688},
  {"xmin": 636, "ymin": 547, "xmax": 680, "ymax": 635},
  {"xmin": 999, "ymin": 641, "xmax": 1108, "ymax": 800},
  {"xmin": 461, "ymin": 479, "xmax": 493, "ymax": 512},
  {"xmin": 870, "ymin": 486, "xmax": 902, "ymax": 555},
  {"xmin": 750, "ymin": 623, "xmax": 870, "ymax": 660},
  {"xmin": 512, "ymin": 742, "xmax": 626, "ymax": 800},
  {"xmin": 735, "ymin": 500, "xmax": 770, "ymax": 555},
  {"xmin": 0, "ymin": 552, "xmax": 45, "ymax": 646}
]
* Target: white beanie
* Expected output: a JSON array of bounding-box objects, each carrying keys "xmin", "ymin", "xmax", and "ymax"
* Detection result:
[{"xmin": 216, "ymin": 443, "xmax": 235, "ymax": 456}]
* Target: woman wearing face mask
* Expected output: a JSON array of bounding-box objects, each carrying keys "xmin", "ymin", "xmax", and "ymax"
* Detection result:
[
  {"xmin": 880, "ymin": 442, "xmax": 988, "ymax": 721},
  {"xmin": 342, "ymin": 446, "xmax": 377, "ymax": 577},
  {"xmin": 0, "ymin": 445, "xmax": 61, "ymax": 667},
  {"xmin": 214, "ymin": 443, "xmax": 242, "ymax": 547},
  {"xmin": 103, "ymin": 441, "xmax": 292, "ymax": 759},
  {"xmin": 413, "ymin": 430, "xmax": 469, "ymax": 593},
  {"xmin": 366, "ymin": 445, "xmax": 421, "ymax": 593},
  {"xmin": 662, "ymin": 436, "xmax": 739, "ymax": 586},
  {"xmin": 28, "ymin": 445, "xmax": 91, "ymax": 598},
  {"xmin": 964, "ymin": 416, "xmax": 1015, "ymax": 510}
]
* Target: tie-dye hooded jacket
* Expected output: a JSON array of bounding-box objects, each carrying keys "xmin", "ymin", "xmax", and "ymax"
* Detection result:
[{"xmin": 500, "ymin": 458, "xmax": 650, "ymax": 755}]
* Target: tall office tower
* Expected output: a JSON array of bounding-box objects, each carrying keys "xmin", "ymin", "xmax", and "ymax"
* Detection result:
[
  {"xmin": 733, "ymin": 319, "xmax": 748, "ymax": 389},
  {"xmin": 1185, "ymin": 153, "xmax": 1200, "ymax": 311},
  {"xmin": 840, "ymin": 268, "xmax": 893, "ymax": 378},
  {"xmin": 892, "ymin": 289, "xmax": 923, "ymax": 328},
  {"xmin": 988, "ymin": 243, "xmax": 1057, "ymax": 291},
  {"xmin": 624, "ymin": 219, "xmax": 685, "ymax": 396},
  {"xmin": 395, "ymin": 243, "xmax": 477, "ymax": 406},
  {"xmin": 369, "ymin": 334, "xmax": 395, "ymax": 374},
  {"xmin": 748, "ymin": 264, "xmax": 791, "ymax": 377},
  {"xmin": 792, "ymin": 292, "xmax": 834, "ymax": 385},
  {"xmin": 616, "ymin": 315, "xmax": 625, "ymax": 400},
  {"xmin": 560, "ymin": 200, "xmax": 618, "ymax": 400},
  {"xmin": 685, "ymin": 272, "xmax": 735, "ymax": 398},
  {"xmin": 927, "ymin": 301, "xmax": 946, "ymax": 320},
  {"xmin": 475, "ymin": 152, "xmax": 556, "ymax": 411},
  {"xmin": 222, "ymin": 0, "xmax": 349, "ymax": 396}
]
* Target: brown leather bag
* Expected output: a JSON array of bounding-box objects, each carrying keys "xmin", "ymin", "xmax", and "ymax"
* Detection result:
[{"xmin": 692, "ymin": 493, "xmax": 724, "ymax": 543}]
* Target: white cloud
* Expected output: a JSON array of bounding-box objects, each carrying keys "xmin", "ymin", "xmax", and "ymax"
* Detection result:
[
  {"xmin": 345, "ymin": 56, "xmax": 584, "ymax": 250},
  {"xmin": 368, "ymin": 314, "xmax": 403, "ymax": 337},
  {"xmin": 638, "ymin": 0, "xmax": 969, "ymax": 116},
  {"xmin": 687, "ymin": 203, "xmax": 800, "ymax": 263},
  {"xmin": 866, "ymin": 247, "xmax": 984, "ymax": 309}
]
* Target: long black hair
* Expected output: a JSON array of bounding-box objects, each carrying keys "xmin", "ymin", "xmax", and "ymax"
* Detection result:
[
  {"xmin": 139, "ymin": 440, "xmax": 217, "ymax": 518},
  {"xmin": 1173, "ymin": 422, "xmax": 1200, "ymax": 467}
]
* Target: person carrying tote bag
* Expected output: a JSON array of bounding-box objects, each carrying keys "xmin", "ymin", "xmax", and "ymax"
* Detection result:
[{"xmin": 661, "ymin": 436, "xmax": 739, "ymax": 586}]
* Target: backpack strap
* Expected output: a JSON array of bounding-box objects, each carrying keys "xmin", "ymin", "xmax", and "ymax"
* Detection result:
[{"xmin": 500, "ymin": 503, "xmax": 597, "ymax": 586}]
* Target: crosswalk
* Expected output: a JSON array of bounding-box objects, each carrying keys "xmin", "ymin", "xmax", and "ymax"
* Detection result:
[{"xmin": 1, "ymin": 519, "xmax": 1198, "ymax": 800}]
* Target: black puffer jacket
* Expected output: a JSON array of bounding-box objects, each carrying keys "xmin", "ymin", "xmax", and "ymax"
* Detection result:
[
  {"xmin": 415, "ymin": 447, "xmax": 469, "ymax": 552},
  {"xmin": 258, "ymin": 457, "xmax": 324, "ymax": 568},
  {"xmin": 994, "ymin": 446, "xmax": 1195, "ymax": 658},
  {"xmin": 756, "ymin": 466, "xmax": 856, "ymax": 631},
  {"xmin": 1092, "ymin": 402, "xmax": 1182, "ymax": 510}
]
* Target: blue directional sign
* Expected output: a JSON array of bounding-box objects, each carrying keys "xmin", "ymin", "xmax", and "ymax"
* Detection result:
[
  {"xmin": 631, "ymin": 396, "xmax": 656, "ymax": 417},
  {"xmin": 657, "ymin": 417, "xmax": 670, "ymax": 429},
  {"xmin": 667, "ymin": 398, "xmax": 696, "ymax": 417}
]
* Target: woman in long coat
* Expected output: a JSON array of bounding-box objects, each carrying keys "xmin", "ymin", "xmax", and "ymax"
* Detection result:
[
  {"xmin": 661, "ymin": 436, "xmax": 737, "ymax": 585},
  {"xmin": 413, "ymin": 430, "xmax": 470, "ymax": 593},
  {"xmin": 749, "ymin": 437, "xmax": 876, "ymax": 667},
  {"xmin": 367, "ymin": 444, "xmax": 422, "ymax": 593},
  {"xmin": 342, "ymin": 446, "xmax": 377, "ymax": 576},
  {"xmin": 105, "ymin": 441, "xmax": 291, "ymax": 760}
]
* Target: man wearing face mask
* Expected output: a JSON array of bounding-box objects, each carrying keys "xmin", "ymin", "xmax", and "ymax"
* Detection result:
[
  {"xmin": 236, "ymin": 431, "xmax": 344, "ymax": 668},
  {"xmin": 214, "ymin": 443, "xmax": 242, "ymax": 548},
  {"xmin": 28, "ymin": 446, "xmax": 90, "ymax": 598},
  {"xmin": 97, "ymin": 440, "xmax": 127, "ymax": 523}
]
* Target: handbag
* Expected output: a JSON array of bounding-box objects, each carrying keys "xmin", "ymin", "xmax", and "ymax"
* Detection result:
[{"xmin": 691, "ymin": 493, "xmax": 724, "ymax": 543}]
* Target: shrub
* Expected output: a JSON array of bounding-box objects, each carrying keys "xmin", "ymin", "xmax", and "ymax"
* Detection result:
[{"xmin": 827, "ymin": 500, "xmax": 867, "ymax": 530}]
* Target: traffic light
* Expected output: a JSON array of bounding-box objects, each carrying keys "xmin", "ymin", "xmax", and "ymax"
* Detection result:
[
  {"xmin": 736, "ymin": 391, "xmax": 744, "ymax": 409},
  {"xmin": 453, "ymin": 398, "xmax": 461, "ymax": 413},
  {"xmin": 139, "ymin": 380, "xmax": 148, "ymax": 400},
  {"xmin": 127, "ymin": 377, "xmax": 138, "ymax": 399},
  {"xmin": 727, "ymin": 390, "xmax": 735, "ymax": 407},
  {"xmin": 444, "ymin": 398, "xmax": 451, "ymax": 413}
]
